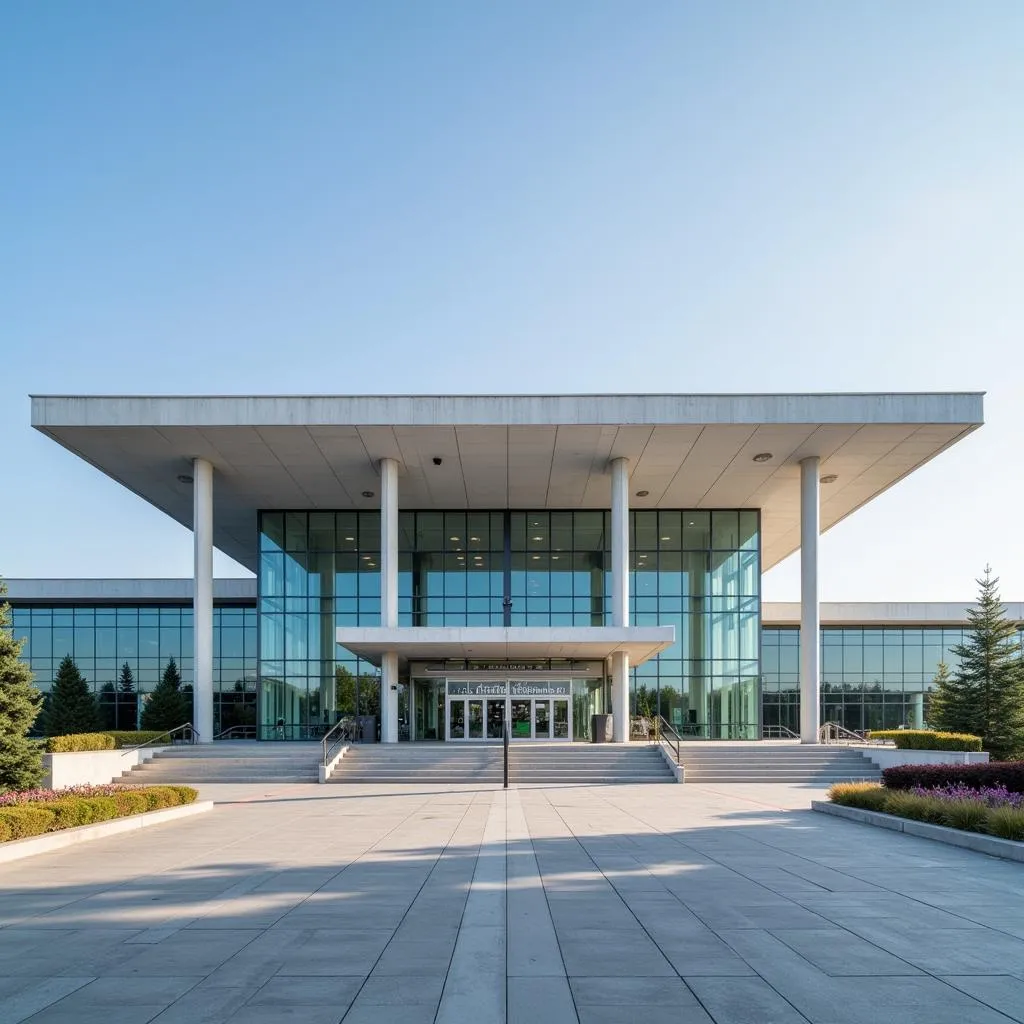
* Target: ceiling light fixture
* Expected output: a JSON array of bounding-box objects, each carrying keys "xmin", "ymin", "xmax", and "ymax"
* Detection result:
[
  {"xmin": 176, "ymin": 474, "xmax": 193, "ymax": 484},
  {"xmin": 532, "ymin": 536, "xmax": 543, "ymax": 541},
  {"xmin": 532, "ymin": 555, "xmax": 540, "ymax": 560},
  {"xmin": 636, "ymin": 490, "xmax": 649, "ymax": 497},
  {"xmin": 661, "ymin": 536, "xmax": 670, "ymax": 542},
  {"xmin": 752, "ymin": 452, "xmax": 773, "ymax": 463},
  {"xmin": 450, "ymin": 536, "xmax": 460, "ymax": 542},
  {"xmin": 821, "ymin": 474, "xmax": 839, "ymax": 484},
  {"xmin": 362, "ymin": 490, "xmax": 374, "ymax": 498},
  {"xmin": 470, "ymin": 536, "xmax": 479, "ymax": 542}
]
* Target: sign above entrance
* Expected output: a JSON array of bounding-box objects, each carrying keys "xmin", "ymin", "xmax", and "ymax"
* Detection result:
[{"xmin": 445, "ymin": 679, "xmax": 571, "ymax": 697}]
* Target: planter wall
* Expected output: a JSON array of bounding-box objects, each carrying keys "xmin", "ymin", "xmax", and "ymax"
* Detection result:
[
  {"xmin": 857, "ymin": 747, "xmax": 990, "ymax": 771},
  {"xmin": 42, "ymin": 746, "xmax": 168, "ymax": 789}
]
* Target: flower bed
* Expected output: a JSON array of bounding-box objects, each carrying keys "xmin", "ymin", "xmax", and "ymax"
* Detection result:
[
  {"xmin": 829, "ymin": 781, "xmax": 1024, "ymax": 841},
  {"xmin": 0, "ymin": 784, "xmax": 198, "ymax": 842}
]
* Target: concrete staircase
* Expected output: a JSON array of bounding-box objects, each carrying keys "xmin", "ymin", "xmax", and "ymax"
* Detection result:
[
  {"xmin": 677, "ymin": 742, "xmax": 879, "ymax": 784},
  {"xmin": 123, "ymin": 741, "xmax": 321, "ymax": 784},
  {"xmin": 331, "ymin": 742, "xmax": 675, "ymax": 785}
]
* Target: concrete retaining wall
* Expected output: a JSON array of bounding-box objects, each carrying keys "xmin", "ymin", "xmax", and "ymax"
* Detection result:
[
  {"xmin": 42, "ymin": 746, "xmax": 168, "ymax": 789},
  {"xmin": 856, "ymin": 747, "xmax": 990, "ymax": 771}
]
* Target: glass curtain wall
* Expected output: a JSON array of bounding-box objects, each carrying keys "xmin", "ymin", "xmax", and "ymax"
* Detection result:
[
  {"xmin": 258, "ymin": 509, "xmax": 759, "ymax": 739},
  {"xmin": 761, "ymin": 625, "xmax": 1024, "ymax": 733},
  {"xmin": 9, "ymin": 604, "xmax": 257, "ymax": 735}
]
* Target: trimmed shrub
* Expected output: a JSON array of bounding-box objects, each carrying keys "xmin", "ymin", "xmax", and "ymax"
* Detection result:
[
  {"xmin": 81, "ymin": 796, "xmax": 119, "ymax": 822},
  {"xmin": 103, "ymin": 731, "xmax": 172, "ymax": 749},
  {"xmin": 109, "ymin": 791, "xmax": 150, "ymax": 816},
  {"xmin": 987, "ymin": 806, "xmax": 1024, "ymax": 842},
  {"xmin": 0, "ymin": 817, "xmax": 10, "ymax": 842},
  {"xmin": 170, "ymin": 785, "xmax": 198, "ymax": 804},
  {"xmin": 868, "ymin": 730, "xmax": 983, "ymax": 752},
  {"xmin": 46, "ymin": 733, "xmax": 116, "ymax": 753},
  {"xmin": 44, "ymin": 798, "xmax": 95, "ymax": 829},
  {"xmin": 883, "ymin": 762, "xmax": 1024, "ymax": 793},
  {"xmin": 141, "ymin": 786, "xmax": 182, "ymax": 810},
  {"xmin": 0, "ymin": 806, "xmax": 56, "ymax": 839},
  {"xmin": 828, "ymin": 782, "xmax": 889, "ymax": 812}
]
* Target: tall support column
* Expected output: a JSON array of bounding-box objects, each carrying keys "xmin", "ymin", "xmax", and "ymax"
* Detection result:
[
  {"xmin": 193, "ymin": 458, "xmax": 214, "ymax": 743},
  {"xmin": 610, "ymin": 458, "xmax": 630, "ymax": 742},
  {"xmin": 800, "ymin": 456, "xmax": 821, "ymax": 744},
  {"xmin": 611, "ymin": 651, "xmax": 630, "ymax": 743},
  {"xmin": 380, "ymin": 458, "xmax": 399, "ymax": 743},
  {"xmin": 610, "ymin": 458, "xmax": 630, "ymax": 629}
]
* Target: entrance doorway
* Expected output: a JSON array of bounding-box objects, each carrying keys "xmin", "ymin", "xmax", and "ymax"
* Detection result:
[{"xmin": 445, "ymin": 679, "xmax": 572, "ymax": 741}]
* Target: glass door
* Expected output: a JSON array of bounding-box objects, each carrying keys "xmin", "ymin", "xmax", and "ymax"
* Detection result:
[
  {"xmin": 486, "ymin": 699, "xmax": 506, "ymax": 739},
  {"xmin": 533, "ymin": 700, "xmax": 550, "ymax": 739},
  {"xmin": 553, "ymin": 699, "xmax": 569, "ymax": 739},
  {"xmin": 468, "ymin": 700, "xmax": 484, "ymax": 739},
  {"xmin": 510, "ymin": 699, "xmax": 531, "ymax": 739},
  {"xmin": 448, "ymin": 699, "xmax": 466, "ymax": 740}
]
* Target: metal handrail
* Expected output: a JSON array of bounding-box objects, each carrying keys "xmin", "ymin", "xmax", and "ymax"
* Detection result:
[
  {"xmin": 503, "ymin": 720, "xmax": 509, "ymax": 789},
  {"xmin": 120, "ymin": 723, "xmax": 197, "ymax": 755},
  {"xmin": 321, "ymin": 719, "xmax": 355, "ymax": 768},
  {"xmin": 819, "ymin": 722, "xmax": 867, "ymax": 744},
  {"xmin": 214, "ymin": 725, "xmax": 257, "ymax": 740},
  {"xmin": 655, "ymin": 715, "xmax": 681, "ymax": 763},
  {"xmin": 762, "ymin": 724, "xmax": 800, "ymax": 739}
]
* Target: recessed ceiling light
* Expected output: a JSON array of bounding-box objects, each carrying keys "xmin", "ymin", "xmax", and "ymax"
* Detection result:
[
  {"xmin": 362, "ymin": 490, "xmax": 374, "ymax": 498},
  {"xmin": 532, "ymin": 535, "xmax": 543, "ymax": 541},
  {"xmin": 661, "ymin": 536, "xmax": 670, "ymax": 541},
  {"xmin": 344, "ymin": 536, "xmax": 354, "ymax": 542},
  {"xmin": 532, "ymin": 555, "xmax": 540, "ymax": 560},
  {"xmin": 821, "ymin": 474, "xmax": 839, "ymax": 484},
  {"xmin": 176, "ymin": 474, "xmax": 193, "ymax": 484},
  {"xmin": 552, "ymin": 555, "xmax": 559, "ymax": 560},
  {"xmin": 362, "ymin": 555, "xmax": 371, "ymax": 560},
  {"xmin": 450, "ymin": 536, "xmax": 459, "ymax": 541},
  {"xmin": 636, "ymin": 490, "xmax": 649, "ymax": 497},
  {"xmin": 470, "ymin": 536, "xmax": 479, "ymax": 542},
  {"xmin": 752, "ymin": 452, "xmax": 773, "ymax": 463},
  {"xmin": 688, "ymin": 521, "xmax": 695, "ymax": 527}
]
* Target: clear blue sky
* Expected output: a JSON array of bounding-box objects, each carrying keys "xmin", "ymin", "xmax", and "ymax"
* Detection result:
[{"xmin": 2, "ymin": 2, "xmax": 1022, "ymax": 601}]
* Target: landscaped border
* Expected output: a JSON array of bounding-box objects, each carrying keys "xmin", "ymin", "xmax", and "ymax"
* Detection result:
[
  {"xmin": 811, "ymin": 800, "xmax": 1024, "ymax": 864},
  {"xmin": 0, "ymin": 800, "xmax": 213, "ymax": 865}
]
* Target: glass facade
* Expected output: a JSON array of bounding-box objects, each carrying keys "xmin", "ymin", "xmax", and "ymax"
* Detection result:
[
  {"xmin": 258, "ymin": 508, "xmax": 761, "ymax": 740},
  {"xmin": 9, "ymin": 603, "xmax": 257, "ymax": 734},
  {"xmin": 762, "ymin": 624, "xmax": 1024, "ymax": 733}
]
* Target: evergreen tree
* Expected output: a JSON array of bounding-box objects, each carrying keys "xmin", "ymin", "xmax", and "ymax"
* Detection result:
[
  {"xmin": 926, "ymin": 661, "xmax": 959, "ymax": 731},
  {"xmin": 140, "ymin": 656, "xmax": 189, "ymax": 733},
  {"xmin": 44, "ymin": 654, "xmax": 101, "ymax": 736},
  {"xmin": 949, "ymin": 567, "xmax": 1024, "ymax": 760},
  {"xmin": 0, "ymin": 581, "xmax": 44, "ymax": 791},
  {"xmin": 118, "ymin": 662, "xmax": 138, "ymax": 731}
]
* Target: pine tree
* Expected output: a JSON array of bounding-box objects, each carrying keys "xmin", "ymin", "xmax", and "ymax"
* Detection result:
[
  {"xmin": 926, "ymin": 661, "xmax": 974, "ymax": 733},
  {"xmin": 44, "ymin": 654, "xmax": 101, "ymax": 736},
  {"xmin": 118, "ymin": 662, "xmax": 138, "ymax": 731},
  {"xmin": 949, "ymin": 567, "xmax": 1024, "ymax": 760},
  {"xmin": 140, "ymin": 657, "xmax": 189, "ymax": 733},
  {"xmin": 0, "ymin": 581, "xmax": 44, "ymax": 791}
]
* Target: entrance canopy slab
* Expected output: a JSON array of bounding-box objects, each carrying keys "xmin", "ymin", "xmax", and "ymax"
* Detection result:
[
  {"xmin": 31, "ymin": 392, "xmax": 983, "ymax": 572},
  {"xmin": 334, "ymin": 625, "xmax": 675, "ymax": 669}
]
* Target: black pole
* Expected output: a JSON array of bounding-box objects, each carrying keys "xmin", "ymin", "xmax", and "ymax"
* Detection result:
[{"xmin": 503, "ymin": 720, "xmax": 509, "ymax": 789}]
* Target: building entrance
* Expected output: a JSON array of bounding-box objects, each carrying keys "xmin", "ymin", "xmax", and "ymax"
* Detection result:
[{"xmin": 445, "ymin": 679, "xmax": 571, "ymax": 741}]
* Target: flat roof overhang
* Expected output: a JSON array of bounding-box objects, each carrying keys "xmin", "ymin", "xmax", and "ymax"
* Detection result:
[
  {"xmin": 334, "ymin": 625, "xmax": 675, "ymax": 669},
  {"xmin": 31, "ymin": 392, "xmax": 984, "ymax": 572}
]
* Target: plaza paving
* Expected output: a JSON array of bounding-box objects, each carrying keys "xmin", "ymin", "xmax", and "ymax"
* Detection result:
[{"xmin": 2, "ymin": 781, "xmax": 1024, "ymax": 1023}]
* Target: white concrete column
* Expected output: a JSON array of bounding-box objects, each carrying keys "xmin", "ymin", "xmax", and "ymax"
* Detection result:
[
  {"xmin": 800, "ymin": 456, "xmax": 821, "ymax": 744},
  {"xmin": 380, "ymin": 458, "xmax": 399, "ymax": 628},
  {"xmin": 380, "ymin": 652, "xmax": 399, "ymax": 744},
  {"xmin": 193, "ymin": 458, "xmax": 214, "ymax": 743},
  {"xmin": 611, "ymin": 651, "xmax": 630, "ymax": 743},
  {"xmin": 380, "ymin": 458, "xmax": 400, "ymax": 743},
  {"xmin": 610, "ymin": 458, "xmax": 630, "ymax": 628}
]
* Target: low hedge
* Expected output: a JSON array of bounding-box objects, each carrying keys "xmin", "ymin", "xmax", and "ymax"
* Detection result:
[
  {"xmin": 829, "ymin": 781, "xmax": 1024, "ymax": 840},
  {"xmin": 867, "ymin": 729, "xmax": 983, "ymax": 752},
  {"xmin": 882, "ymin": 762, "xmax": 1024, "ymax": 793},
  {"xmin": 46, "ymin": 731, "xmax": 175, "ymax": 753},
  {"xmin": 0, "ymin": 785, "xmax": 198, "ymax": 843},
  {"xmin": 46, "ymin": 733, "xmax": 116, "ymax": 753}
]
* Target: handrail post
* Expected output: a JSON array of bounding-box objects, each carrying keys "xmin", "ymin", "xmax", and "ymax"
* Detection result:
[{"xmin": 503, "ymin": 721, "xmax": 509, "ymax": 789}]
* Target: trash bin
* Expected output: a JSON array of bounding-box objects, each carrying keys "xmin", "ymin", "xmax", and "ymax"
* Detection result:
[
  {"xmin": 358, "ymin": 715, "xmax": 378, "ymax": 743},
  {"xmin": 591, "ymin": 714, "xmax": 613, "ymax": 743}
]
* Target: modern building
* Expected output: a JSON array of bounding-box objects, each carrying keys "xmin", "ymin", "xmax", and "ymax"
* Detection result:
[{"xmin": 18, "ymin": 391, "xmax": 987, "ymax": 743}]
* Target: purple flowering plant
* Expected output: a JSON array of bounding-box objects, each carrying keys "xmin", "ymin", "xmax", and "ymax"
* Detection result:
[{"xmin": 908, "ymin": 783, "xmax": 1024, "ymax": 809}]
